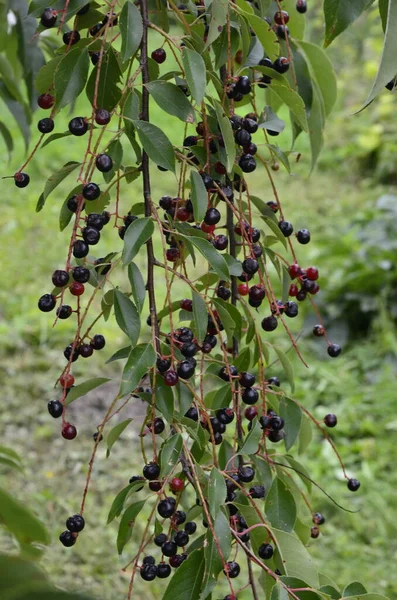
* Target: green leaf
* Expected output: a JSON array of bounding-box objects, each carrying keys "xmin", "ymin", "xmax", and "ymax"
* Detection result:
[
  {"xmin": 162, "ymin": 548, "xmax": 205, "ymax": 600},
  {"xmin": 65, "ymin": 377, "xmax": 111, "ymax": 405},
  {"xmin": 343, "ymin": 582, "xmax": 368, "ymax": 596},
  {"xmin": 265, "ymin": 477, "xmax": 296, "ymax": 532},
  {"xmin": 307, "ymin": 79, "xmax": 325, "ymax": 171},
  {"xmin": 133, "ymin": 120, "xmax": 175, "ymax": 172},
  {"xmin": 379, "ymin": 0, "xmax": 388, "ymax": 30},
  {"xmin": 0, "ymin": 82, "xmax": 30, "ymax": 152},
  {"xmin": 190, "ymin": 171, "xmax": 208, "ymax": 222},
  {"xmin": 122, "ymin": 217, "xmax": 154, "ymax": 265},
  {"xmin": 208, "ymin": 467, "xmax": 226, "ymax": 519},
  {"xmin": 296, "ymin": 41, "xmax": 337, "ymax": 117},
  {"xmin": 101, "ymin": 289, "xmax": 114, "ymax": 321},
  {"xmin": 270, "ymin": 81, "xmax": 308, "ymax": 132},
  {"xmin": 279, "ymin": 397, "xmax": 302, "ymax": 451},
  {"xmin": 128, "ymin": 262, "xmax": 146, "ymax": 314},
  {"xmin": 203, "ymin": 511, "xmax": 231, "ymax": 590},
  {"xmin": 236, "ymin": 4, "xmax": 278, "ymax": 59},
  {"xmin": 341, "ymin": 596, "xmax": 389, "ymax": 600},
  {"xmin": 160, "ymin": 434, "xmax": 183, "ymax": 477},
  {"xmin": 102, "ymin": 139, "xmax": 123, "ymax": 184},
  {"xmin": 54, "ymin": 48, "xmax": 89, "ymax": 110},
  {"xmin": 114, "ymin": 290, "xmax": 140, "ymax": 345},
  {"xmin": 0, "ymin": 120, "xmax": 13, "ymax": 161},
  {"xmin": 270, "ymin": 527, "xmax": 319, "ymax": 588},
  {"xmin": 298, "ymin": 415, "xmax": 313, "ymax": 454},
  {"xmin": 0, "ymin": 55, "xmax": 23, "ymax": 103},
  {"xmin": 238, "ymin": 418, "xmax": 261, "ymax": 456},
  {"xmin": 38, "ymin": 162, "xmax": 81, "ymax": 212},
  {"xmin": 213, "ymin": 100, "xmax": 236, "ymax": 174},
  {"xmin": 119, "ymin": 0, "xmax": 143, "ymax": 62},
  {"xmin": 86, "ymin": 47, "xmax": 122, "ymax": 112},
  {"xmin": 266, "ymin": 144, "xmax": 291, "ymax": 173},
  {"xmin": 204, "ymin": 382, "xmax": 232, "ymax": 410},
  {"xmin": 192, "ymin": 290, "xmax": 208, "ymax": 343},
  {"xmin": 117, "ymin": 500, "xmax": 146, "ymax": 554},
  {"xmin": 106, "ymin": 418, "xmax": 133, "ymax": 457},
  {"xmin": 146, "ymin": 81, "xmax": 195, "ymax": 123},
  {"xmin": 361, "ymin": 0, "xmax": 397, "ymax": 109},
  {"xmin": 182, "ymin": 48, "xmax": 206, "ymax": 105},
  {"xmin": 187, "ymin": 236, "xmax": 230, "ymax": 280},
  {"xmin": 156, "ymin": 384, "xmax": 174, "ymax": 423},
  {"xmin": 107, "ymin": 480, "xmax": 145, "ymax": 523},
  {"xmin": 205, "ymin": 0, "xmax": 228, "ymax": 47},
  {"xmin": 120, "ymin": 343, "xmax": 157, "ymax": 396},
  {"xmin": 324, "ymin": 0, "xmax": 372, "ymax": 47},
  {"xmin": 285, "ymin": 455, "xmax": 312, "ymax": 493},
  {"xmin": 273, "ymin": 346, "xmax": 294, "ymax": 392}
]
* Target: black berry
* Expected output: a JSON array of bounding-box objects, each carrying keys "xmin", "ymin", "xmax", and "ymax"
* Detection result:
[{"xmin": 69, "ymin": 117, "xmax": 88, "ymax": 136}]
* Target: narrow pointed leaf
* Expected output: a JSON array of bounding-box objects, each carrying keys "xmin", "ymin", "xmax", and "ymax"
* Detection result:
[
  {"xmin": 119, "ymin": 0, "xmax": 143, "ymax": 62},
  {"xmin": 133, "ymin": 120, "xmax": 175, "ymax": 172},
  {"xmin": 122, "ymin": 217, "xmax": 154, "ymax": 265}
]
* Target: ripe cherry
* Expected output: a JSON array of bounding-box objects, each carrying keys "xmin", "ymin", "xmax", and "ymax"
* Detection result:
[
  {"xmin": 261, "ymin": 315, "xmax": 278, "ymax": 331},
  {"xmin": 38, "ymin": 93, "xmax": 54, "ymax": 109},
  {"xmin": 14, "ymin": 172, "xmax": 30, "ymax": 188},
  {"xmin": 347, "ymin": 478, "xmax": 360, "ymax": 492},
  {"xmin": 327, "ymin": 343, "xmax": 342, "ymax": 358},
  {"xmin": 83, "ymin": 182, "xmax": 100, "ymax": 200},
  {"xmin": 311, "ymin": 526, "xmax": 320, "ymax": 539},
  {"xmin": 245, "ymin": 406, "xmax": 258, "ymax": 420},
  {"xmin": 62, "ymin": 423, "xmax": 77, "ymax": 440},
  {"xmin": 324, "ymin": 414, "xmax": 337, "ymax": 427},
  {"xmin": 164, "ymin": 369, "xmax": 179, "ymax": 386},
  {"xmin": 239, "ymin": 154, "xmax": 256, "ymax": 173},
  {"xmin": 151, "ymin": 48, "xmax": 166, "ymax": 63},
  {"xmin": 66, "ymin": 514, "xmax": 85, "ymax": 532},
  {"xmin": 63, "ymin": 30, "xmax": 80, "ymax": 45},
  {"xmin": 289, "ymin": 284, "xmax": 299, "ymax": 297},
  {"xmin": 170, "ymin": 477, "xmax": 184, "ymax": 493},
  {"xmin": 52, "ymin": 270, "xmax": 69, "ymax": 288},
  {"xmin": 279, "ymin": 220, "xmax": 294, "ymax": 237},
  {"xmin": 143, "ymin": 462, "xmax": 160, "ymax": 480},
  {"xmin": 274, "ymin": 10, "xmax": 289, "ymax": 24},
  {"xmin": 70, "ymin": 282, "xmax": 85, "ymax": 296},
  {"xmin": 258, "ymin": 543, "xmax": 274, "ymax": 559},
  {"xmin": 91, "ymin": 334, "xmax": 106, "ymax": 350},
  {"xmin": 273, "ymin": 57, "xmax": 290, "ymax": 74},
  {"xmin": 296, "ymin": 0, "xmax": 307, "ymax": 13},
  {"xmin": 38, "ymin": 118, "xmax": 54, "ymax": 134},
  {"xmin": 69, "ymin": 117, "xmax": 88, "ymax": 136},
  {"xmin": 95, "ymin": 108, "xmax": 111, "ymax": 125},
  {"xmin": 201, "ymin": 222, "xmax": 215, "ymax": 234},
  {"xmin": 180, "ymin": 298, "xmax": 192, "ymax": 311},
  {"xmin": 59, "ymin": 530, "xmax": 76, "ymax": 547},
  {"xmin": 40, "ymin": 7, "xmax": 57, "ymax": 27},
  {"xmin": 238, "ymin": 283, "xmax": 249, "ymax": 296},
  {"xmin": 60, "ymin": 373, "xmax": 75, "ymax": 388},
  {"xmin": 313, "ymin": 512, "xmax": 325, "ymax": 525},
  {"xmin": 306, "ymin": 266, "xmax": 319, "ymax": 281},
  {"xmin": 80, "ymin": 343, "xmax": 94, "ymax": 358},
  {"xmin": 48, "ymin": 400, "xmax": 63, "ymax": 418},
  {"xmin": 95, "ymin": 153, "xmax": 113, "ymax": 172},
  {"xmin": 158, "ymin": 498, "xmax": 176, "ymax": 519},
  {"xmin": 166, "ymin": 248, "xmax": 180, "ymax": 262},
  {"xmin": 223, "ymin": 561, "xmax": 240, "ymax": 578}
]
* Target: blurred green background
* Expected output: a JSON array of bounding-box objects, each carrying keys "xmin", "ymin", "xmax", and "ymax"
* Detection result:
[{"xmin": 1, "ymin": 2, "xmax": 397, "ymax": 599}]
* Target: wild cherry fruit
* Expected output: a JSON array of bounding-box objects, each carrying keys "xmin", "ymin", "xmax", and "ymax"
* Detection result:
[
  {"xmin": 162, "ymin": 540, "xmax": 177, "ymax": 557},
  {"xmin": 238, "ymin": 465, "xmax": 255, "ymax": 482},
  {"xmin": 238, "ymin": 283, "xmax": 249, "ymax": 296},
  {"xmin": 242, "ymin": 258, "xmax": 259, "ymax": 275},
  {"xmin": 261, "ymin": 315, "xmax": 278, "ymax": 331},
  {"xmin": 151, "ymin": 417, "xmax": 165, "ymax": 434},
  {"xmin": 223, "ymin": 561, "xmax": 240, "ymax": 578},
  {"xmin": 60, "ymin": 373, "xmax": 75, "ymax": 388},
  {"xmin": 258, "ymin": 543, "xmax": 274, "ymax": 559},
  {"xmin": 80, "ymin": 344, "xmax": 93, "ymax": 358},
  {"xmin": 66, "ymin": 514, "xmax": 85, "ymax": 532},
  {"xmin": 38, "ymin": 294, "xmax": 56, "ymax": 312},
  {"xmin": 219, "ymin": 365, "xmax": 238, "ymax": 381},
  {"xmin": 169, "ymin": 554, "xmax": 185, "ymax": 568},
  {"xmin": 327, "ymin": 342, "xmax": 342, "ymax": 358},
  {"xmin": 151, "ymin": 48, "xmax": 166, "ymax": 63},
  {"xmin": 274, "ymin": 10, "xmax": 289, "ymax": 24},
  {"xmin": 73, "ymin": 266, "xmax": 90, "ymax": 283},
  {"xmin": 311, "ymin": 526, "xmax": 320, "ymax": 539},
  {"xmin": 235, "ymin": 129, "xmax": 251, "ymax": 146},
  {"xmin": 313, "ymin": 512, "xmax": 325, "ymax": 525},
  {"xmin": 284, "ymin": 301, "xmax": 298, "ymax": 318},
  {"xmin": 324, "ymin": 413, "xmax": 337, "ymax": 427},
  {"xmin": 170, "ymin": 477, "xmax": 184, "ymax": 493},
  {"xmin": 347, "ymin": 478, "xmax": 360, "ymax": 492},
  {"xmin": 279, "ymin": 220, "xmax": 294, "ymax": 237},
  {"xmin": 95, "ymin": 108, "xmax": 111, "ymax": 125},
  {"xmin": 296, "ymin": 0, "xmax": 307, "ymax": 13},
  {"xmin": 273, "ymin": 57, "xmax": 290, "ymax": 73},
  {"xmin": 38, "ymin": 93, "xmax": 54, "ymax": 109},
  {"xmin": 204, "ymin": 207, "xmax": 221, "ymax": 225},
  {"xmin": 164, "ymin": 369, "xmax": 179, "ymax": 386},
  {"xmin": 52, "ymin": 270, "xmax": 69, "ymax": 288},
  {"xmin": 95, "ymin": 153, "xmax": 113, "ymax": 172},
  {"xmin": 90, "ymin": 334, "xmax": 105, "ymax": 350},
  {"xmin": 70, "ymin": 282, "xmax": 85, "ymax": 296},
  {"xmin": 245, "ymin": 406, "xmax": 258, "ymax": 420},
  {"xmin": 40, "ymin": 7, "xmax": 57, "ymax": 27},
  {"xmin": 154, "ymin": 533, "xmax": 167, "ymax": 547},
  {"xmin": 180, "ymin": 298, "xmax": 192, "ymax": 311},
  {"xmin": 185, "ymin": 406, "xmax": 199, "ymax": 421},
  {"xmin": 174, "ymin": 531, "xmax": 189, "ymax": 547},
  {"xmin": 250, "ymin": 485, "xmax": 265, "ymax": 499},
  {"xmin": 158, "ymin": 498, "xmax": 176, "ymax": 519},
  {"xmin": 63, "ymin": 30, "xmax": 80, "ymax": 45},
  {"xmin": 236, "ymin": 75, "xmax": 251, "ymax": 95},
  {"xmin": 73, "ymin": 240, "xmax": 89, "ymax": 258},
  {"xmin": 48, "ymin": 400, "xmax": 63, "ymax": 418},
  {"xmin": 242, "ymin": 388, "xmax": 259, "ymax": 405},
  {"xmin": 143, "ymin": 462, "xmax": 160, "ymax": 480},
  {"xmin": 83, "ymin": 182, "xmax": 100, "ymax": 200},
  {"xmin": 166, "ymin": 248, "xmax": 180, "ymax": 262},
  {"xmin": 59, "ymin": 530, "xmax": 76, "ymax": 547},
  {"xmin": 140, "ymin": 565, "xmax": 157, "ymax": 581},
  {"xmin": 82, "ymin": 226, "xmax": 100, "ymax": 245},
  {"xmin": 297, "ymin": 228, "xmax": 311, "ymax": 244},
  {"xmin": 14, "ymin": 172, "xmax": 30, "ymax": 188},
  {"xmin": 69, "ymin": 117, "xmax": 88, "ymax": 136},
  {"xmin": 38, "ymin": 118, "xmax": 54, "ymax": 134},
  {"xmin": 240, "ymin": 372, "xmax": 256, "ymax": 387},
  {"xmin": 157, "ymin": 563, "xmax": 171, "ymax": 578},
  {"xmin": 239, "ymin": 154, "xmax": 256, "ymax": 173},
  {"xmin": 62, "ymin": 423, "xmax": 77, "ymax": 440}
]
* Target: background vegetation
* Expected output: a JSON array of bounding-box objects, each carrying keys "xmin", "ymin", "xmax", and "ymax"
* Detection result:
[{"xmin": 1, "ymin": 1, "xmax": 397, "ymax": 598}]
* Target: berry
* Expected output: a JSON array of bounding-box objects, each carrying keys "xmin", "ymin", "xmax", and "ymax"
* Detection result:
[
  {"xmin": 166, "ymin": 248, "xmax": 180, "ymax": 262},
  {"xmin": 306, "ymin": 266, "xmax": 319, "ymax": 281},
  {"xmin": 258, "ymin": 543, "xmax": 274, "ymax": 559},
  {"xmin": 14, "ymin": 172, "xmax": 30, "ymax": 188},
  {"xmin": 273, "ymin": 57, "xmax": 290, "ymax": 74},
  {"xmin": 245, "ymin": 406, "xmax": 258, "ymax": 420},
  {"xmin": 52, "ymin": 270, "xmax": 69, "ymax": 288},
  {"xmin": 82, "ymin": 226, "xmax": 100, "ymax": 245},
  {"xmin": 38, "ymin": 118, "xmax": 54, "ymax": 134},
  {"xmin": 238, "ymin": 283, "xmax": 249, "ymax": 296},
  {"xmin": 250, "ymin": 485, "xmax": 265, "ymax": 499},
  {"xmin": 259, "ymin": 415, "xmax": 271, "ymax": 429},
  {"xmin": 63, "ymin": 30, "xmax": 80, "ymax": 45},
  {"xmin": 151, "ymin": 48, "xmax": 166, "ymax": 63},
  {"xmin": 164, "ymin": 369, "xmax": 179, "ymax": 386},
  {"xmin": 152, "ymin": 417, "xmax": 165, "ymax": 434},
  {"xmin": 239, "ymin": 154, "xmax": 256, "ymax": 173},
  {"xmin": 327, "ymin": 344, "xmax": 342, "ymax": 358},
  {"xmin": 157, "ymin": 562, "xmax": 171, "ymax": 578},
  {"xmin": 162, "ymin": 540, "xmax": 177, "ymax": 556},
  {"xmin": 38, "ymin": 93, "xmax": 54, "ymax": 109},
  {"xmin": 67, "ymin": 195, "xmax": 79, "ymax": 212},
  {"xmin": 324, "ymin": 414, "xmax": 337, "ymax": 428},
  {"xmin": 59, "ymin": 530, "xmax": 75, "ymax": 547},
  {"xmin": 170, "ymin": 477, "xmax": 184, "ymax": 493},
  {"xmin": 267, "ymin": 376, "xmax": 280, "ymax": 387},
  {"xmin": 174, "ymin": 530, "xmax": 189, "ymax": 547},
  {"xmin": 154, "ymin": 533, "xmax": 167, "ymax": 547},
  {"xmin": 236, "ymin": 76, "xmax": 251, "ymax": 95},
  {"xmin": 240, "ymin": 372, "xmax": 256, "ymax": 387},
  {"xmin": 83, "ymin": 182, "xmax": 100, "ymax": 200},
  {"xmin": 279, "ymin": 220, "xmax": 294, "ymax": 237},
  {"xmin": 238, "ymin": 465, "xmax": 255, "ymax": 482},
  {"xmin": 296, "ymin": 0, "xmax": 307, "ymax": 13},
  {"xmin": 173, "ymin": 510, "xmax": 186, "ymax": 525},
  {"xmin": 60, "ymin": 373, "xmax": 75, "ymax": 388},
  {"xmin": 313, "ymin": 512, "xmax": 325, "ymax": 525},
  {"xmin": 204, "ymin": 207, "xmax": 221, "ymax": 225},
  {"xmin": 73, "ymin": 240, "xmax": 89, "ymax": 258},
  {"xmin": 95, "ymin": 153, "xmax": 113, "ymax": 172},
  {"xmin": 261, "ymin": 315, "xmax": 278, "ymax": 331},
  {"xmin": 73, "ymin": 266, "xmax": 90, "ymax": 283},
  {"xmin": 347, "ymin": 478, "xmax": 360, "ymax": 492},
  {"xmin": 48, "ymin": 400, "xmax": 63, "ymax": 418},
  {"xmin": 224, "ymin": 561, "xmax": 240, "ymax": 578},
  {"xmin": 214, "ymin": 235, "xmax": 228, "ymax": 251},
  {"xmin": 219, "ymin": 365, "xmax": 238, "ymax": 381},
  {"xmin": 69, "ymin": 117, "xmax": 88, "ymax": 136},
  {"xmin": 169, "ymin": 554, "xmax": 185, "ymax": 568},
  {"xmin": 62, "ymin": 423, "xmax": 77, "ymax": 440},
  {"xmin": 275, "ymin": 24, "xmax": 289, "ymax": 39},
  {"xmin": 242, "ymin": 258, "xmax": 259, "ymax": 275},
  {"xmin": 180, "ymin": 298, "xmax": 193, "ymax": 311},
  {"xmin": 289, "ymin": 264, "xmax": 301, "ymax": 279},
  {"xmin": 129, "ymin": 475, "xmax": 144, "ymax": 489},
  {"xmin": 80, "ymin": 343, "xmax": 94, "ymax": 358},
  {"xmin": 267, "ymin": 200, "xmax": 279, "ymax": 213},
  {"xmin": 149, "ymin": 481, "xmax": 162, "ymax": 492},
  {"xmin": 143, "ymin": 556, "xmax": 156, "ymax": 566},
  {"xmin": 284, "ymin": 301, "xmax": 298, "ymax": 318},
  {"xmin": 157, "ymin": 358, "xmax": 171, "ymax": 373},
  {"xmin": 235, "ymin": 129, "xmax": 251, "ymax": 146},
  {"xmin": 274, "ymin": 10, "xmax": 289, "ymax": 24},
  {"xmin": 38, "ymin": 294, "xmax": 56, "ymax": 312},
  {"xmin": 77, "ymin": 3, "xmax": 90, "ymax": 15},
  {"xmin": 66, "ymin": 514, "xmax": 85, "ymax": 532},
  {"xmin": 70, "ymin": 282, "xmax": 85, "ymax": 296},
  {"xmin": 184, "ymin": 521, "xmax": 197, "ymax": 534},
  {"xmin": 216, "ymin": 408, "xmax": 234, "ymax": 424},
  {"xmin": 158, "ymin": 498, "xmax": 176, "ymax": 519},
  {"xmin": 217, "ymin": 285, "xmax": 231, "ymax": 300},
  {"xmin": 143, "ymin": 462, "xmax": 160, "ymax": 480},
  {"xmin": 268, "ymin": 430, "xmax": 284, "ymax": 443},
  {"xmin": 40, "ymin": 7, "xmax": 57, "ymax": 27},
  {"xmin": 242, "ymin": 388, "xmax": 259, "ymax": 405},
  {"xmin": 297, "ymin": 228, "xmax": 311, "ymax": 244},
  {"xmin": 311, "ymin": 526, "xmax": 320, "ymax": 539},
  {"xmin": 95, "ymin": 109, "xmax": 111, "ymax": 125},
  {"xmin": 270, "ymin": 416, "xmax": 284, "ymax": 431},
  {"xmin": 185, "ymin": 406, "xmax": 199, "ymax": 421},
  {"xmin": 201, "ymin": 172, "xmax": 214, "ymax": 190},
  {"xmin": 140, "ymin": 565, "xmax": 157, "ymax": 581}
]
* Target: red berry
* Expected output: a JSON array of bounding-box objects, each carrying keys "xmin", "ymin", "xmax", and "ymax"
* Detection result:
[
  {"xmin": 306, "ymin": 266, "xmax": 319, "ymax": 281},
  {"xmin": 313, "ymin": 324, "xmax": 325, "ymax": 337},
  {"xmin": 274, "ymin": 10, "xmax": 289, "ymax": 24},
  {"xmin": 62, "ymin": 423, "xmax": 77, "ymax": 440},
  {"xmin": 38, "ymin": 93, "xmax": 55, "ymax": 109},
  {"xmin": 214, "ymin": 161, "xmax": 226, "ymax": 175},
  {"xmin": 164, "ymin": 370, "xmax": 179, "ymax": 386},
  {"xmin": 60, "ymin": 373, "xmax": 75, "ymax": 388},
  {"xmin": 201, "ymin": 222, "xmax": 215, "ymax": 234},
  {"xmin": 151, "ymin": 48, "xmax": 166, "ymax": 63},
  {"xmin": 170, "ymin": 477, "xmax": 184, "ymax": 493},
  {"xmin": 289, "ymin": 284, "xmax": 299, "ymax": 297},
  {"xmin": 245, "ymin": 406, "xmax": 258, "ymax": 421},
  {"xmin": 166, "ymin": 248, "xmax": 180, "ymax": 262},
  {"xmin": 176, "ymin": 207, "xmax": 191, "ymax": 221},
  {"xmin": 238, "ymin": 283, "xmax": 249, "ymax": 296},
  {"xmin": 180, "ymin": 299, "xmax": 193, "ymax": 311},
  {"xmin": 70, "ymin": 282, "xmax": 85, "ymax": 296},
  {"xmin": 95, "ymin": 108, "xmax": 111, "ymax": 125},
  {"xmin": 288, "ymin": 263, "xmax": 301, "ymax": 279}
]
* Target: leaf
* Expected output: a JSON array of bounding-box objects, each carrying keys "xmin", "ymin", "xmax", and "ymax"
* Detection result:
[
  {"xmin": 213, "ymin": 100, "xmax": 236, "ymax": 174},
  {"xmin": 122, "ymin": 217, "xmax": 154, "ymax": 265},
  {"xmin": 106, "ymin": 418, "xmax": 133, "ymax": 457},
  {"xmin": 285, "ymin": 456, "xmax": 312, "ymax": 493},
  {"xmin": 107, "ymin": 480, "xmax": 145, "ymax": 523},
  {"xmin": 106, "ymin": 346, "xmax": 131, "ymax": 364},
  {"xmin": 86, "ymin": 47, "xmax": 122, "ymax": 112},
  {"xmin": 190, "ymin": 171, "xmax": 208, "ymax": 222},
  {"xmin": 270, "ymin": 527, "xmax": 319, "ymax": 588},
  {"xmin": 0, "ymin": 55, "xmax": 23, "ymax": 102},
  {"xmin": 379, "ymin": 0, "xmax": 388, "ymax": 30},
  {"xmin": 133, "ymin": 120, "xmax": 175, "ymax": 172},
  {"xmin": 343, "ymin": 582, "xmax": 368, "ymax": 596},
  {"xmin": 65, "ymin": 377, "xmax": 111, "ymax": 405},
  {"xmin": 128, "ymin": 262, "xmax": 146, "ymax": 314},
  {"xmin": 162, "ymin": 548, "xmax": 205, "ymax": 600},
  {"xmin": 273, "ymin": 346, "xmax": 294, "ymax": 392},
  {"xmin": 120, "ymin": 343, "xmax": 157, "ymax": 396},
  {"xmin": 146, "ymin": 81, "xmax": 195, "ymax": 123},
  {"xmin": 187, "ymin": 236, "xmax": 230, "ymax": 280},
  {"xmin": 307, "ymin": 79, "xmax": 325, "ymax": 171},
  {"xmin": 259, "ymin": 105, "xmax": 285, "ymax": 134},
  {"xmin": 0, "ymin": 121, "xmax": 13, "ymax": 161},
  {"xmin": 204, "ymin": 382, "xmax": 232, "ymax": 410},
  {"xmin": 160, "ymin": 434, "xmax": 183, "ymax": 477},
  {"xmin": 182, "ymin": 48, "xmax": 206, "ymax": 105},
  {"xmin": 361, "ymin": 0, "xmax": 397, "ymax": 109},
  {"xmin": 102, "ymin": 139, "xmax": 123, "ymax": 183},
  {"xmin": 119, "ymin": 0, "xmax": 143, "ymax": 62},
  {"xmin": 0, "ymin": 82, "xmax": 30, "ymax": 152},
  {"xmin": 156, "ymin": 384, "xmax": 174, "ymax": 423},
  {"xmin": 341, "ymin": 596, "xmax": 389, "ymax": 600},
  {"xmin": 279, "ymin": 397, "xmax": 302, "ymax": 451},
  {"xmin": 54, "ymin": 48, "xmax": 89, "ymax": 109},
  {"xmin": 298, "ymin": 415, "xmax": 313, "ymax": 454},
  {"xmin": 270, "ymin": 582, "xmax": 290, "ymax": 600},
  {"xmin": 324, "ymin": 0, "xmax": 372, "ymax": 47},
  {"xmin": 114, "ymin": 290, "xmax": 140, "ymax": 345},
  {"xmin": 117, "ymin": 499, "xmax": 146, "ymax": 554},
  {"xmin": 238, "ymin": 418, "xmax": 261, "ymax": 455},
  {"xmin": 205, "ymin": 0, "xmax": 228, "ymax": 47},
  {"xmin": 266, "ymin": 144, "xmax": 290, "ymax": 173},
  {"xmin": 236, "ymin": 6, "xmax": 278, "ymax": 59},
  {"xmin": 203, "ymin": 512, "xmax": 231, "ymax": 590},
  {"xmin": 265, "ymin": 477, "xmax": 296, "ymax": 532},
  {"xmin": 270, "ymin": 81, "xmax": 308, "ymax": 132},
  {"xmin": 208, "ymin": 467, "xmax": 226, "ymax": 519},
  {"xmin": 296, "ymin": 41, "xmax": 337, "ymax": 117},
  {"xmin": 192, "ymin": 290, "xmax": 208, "ymax": 343},
  {"xmin": 38, "ymin": 162, "xmax": 81, "ymax": 212}
]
